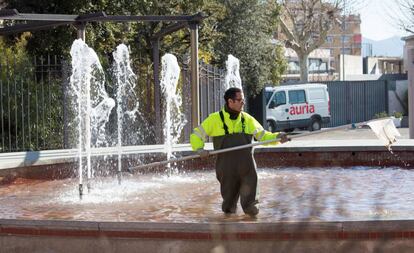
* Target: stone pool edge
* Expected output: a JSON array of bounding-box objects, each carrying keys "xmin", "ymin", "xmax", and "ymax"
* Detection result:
[{"xmin": 2, "ymin": 219, "xmax": 414, "ymax": 241}]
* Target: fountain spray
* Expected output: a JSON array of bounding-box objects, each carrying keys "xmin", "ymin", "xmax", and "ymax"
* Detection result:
[
  {"xmin": 224, "ymin": 54, "xmax": 243, "ymax": 91},
  {"xmin": 159, "ymin": 54, "xmax": 187, "ymax": 175},
  {"xmin": 69, "ymin": 39, "xmax": 115, "ymax": 196},
  {"xmin": 112, "ymin": 44, "xmax": 138, "ymax": 184}
]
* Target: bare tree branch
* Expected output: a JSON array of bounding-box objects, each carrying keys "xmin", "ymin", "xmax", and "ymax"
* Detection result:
[
  {"xmin": 391, "ymin": 0, "xmax": 414, "ymax": 36},
  {"xmin": 277, "ymin": 0, "xmax": 345, "ymax": 81}
]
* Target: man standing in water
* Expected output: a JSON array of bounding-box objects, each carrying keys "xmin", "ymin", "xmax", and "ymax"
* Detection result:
[{"xmin": 190, "ymin": 87, "xmax": 289, "ymax": 216}]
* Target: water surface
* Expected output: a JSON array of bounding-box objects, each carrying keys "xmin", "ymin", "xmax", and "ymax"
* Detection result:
[{"xmin": 0, "ymin": 167, "xmax": 412, "ymax": 222}]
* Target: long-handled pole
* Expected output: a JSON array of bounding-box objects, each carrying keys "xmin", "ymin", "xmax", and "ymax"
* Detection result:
[{"xmin": 128, "ymin": 118, "xmax": 394, "ymax": 171}]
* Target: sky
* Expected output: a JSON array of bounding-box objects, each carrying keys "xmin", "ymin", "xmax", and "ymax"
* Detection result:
[{"xmin": 358, "ymin": 0, "xmax": 409, "ymax": 41}]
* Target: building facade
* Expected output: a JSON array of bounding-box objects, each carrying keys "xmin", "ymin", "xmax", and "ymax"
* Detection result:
[
  {"xmin": 364, "ymin": 56, "xmax": 404, "ymax": 75},
  {"xmin": 320, "ymin": 14, "xmax": 362, "ymax": 75},
  {"xmin": 283, "ymin": 48, "xmax": 337, "ymax": 83},
  {"xmin": 278, "ymin": 12, "xmax": 362, "ymax": 82}
]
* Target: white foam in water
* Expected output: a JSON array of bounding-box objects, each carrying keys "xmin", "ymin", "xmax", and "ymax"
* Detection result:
[
  {"xmin": 152, "ymin": 174, "xmax": 208, "ymax": 184},
  {"xmin": 224, "ymin": 54, "xmax": 242, "ymax": 90},
  {"xmin": 367, "ymin": 118, "xmax": 401, "ymax": 147},
  {"xmin": 159, "ymin": 54, "xmax": 187, "ymax": 171},
  {"xmin": 55, "ymin": 174, "xmax": 210, "ymax": 204},
  {"xmin": 57, "ymin": 179, "xmax": 163, "ymax": 204}
]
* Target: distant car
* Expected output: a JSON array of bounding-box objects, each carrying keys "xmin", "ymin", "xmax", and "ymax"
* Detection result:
[{"xmin": 265, "ymin": 83, "xmax": 331, "ymax": 132}]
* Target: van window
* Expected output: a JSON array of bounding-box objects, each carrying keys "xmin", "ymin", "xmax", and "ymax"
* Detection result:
[
  {"xmin": 288, "ymin": 90, "xmax": 306, "ymax": 104},
  {"xmin": 273, "ymin": 91, "xmax": 286, "ymax": 106},
  {"xmin": 265, "ymin": 90, "xmax": 273, "ymax": 104},
  {"xmin": 308, "ymin": 88, "xmax": 326, "ymax": 101}
]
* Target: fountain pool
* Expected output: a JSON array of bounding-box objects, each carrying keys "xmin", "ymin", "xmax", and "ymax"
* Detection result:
[
  {"xmin": 1, "ymin": 167, "xmax": 414, "ymax": 222},
  {"xmin": 2, "ymin": 144, "xmax": 414, "ymax": 253}
]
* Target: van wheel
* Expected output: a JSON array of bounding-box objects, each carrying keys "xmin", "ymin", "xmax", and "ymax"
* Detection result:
[
  {"xmin": 309, "ymin": 118, "xmax": 321, "ymax": 131},
  {"xmin": 267, "ymin": 120, "xmax": 276, "ymax": 133}
]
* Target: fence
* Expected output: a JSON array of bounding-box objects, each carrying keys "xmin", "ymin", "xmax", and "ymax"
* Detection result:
[
  {"xmin": 0, "ymin": 55, "xmax": 65, "ymax": 152},
  {"xmin": 2, "ymin": 52, "xmax": 392, "ymax": 153},
  {"xmin": 0, "ymin": 53, "xmax": 226, "ymax": 152},
  {"xmin": 323, "ymin": 80, "xmax": 389, "ymax": 127},
  {"xmin": 278, "ymin": 79, "xmax": 393, "ymax": 128},
  {"xmin": 181, "ymin": 62, "xmax": 226, "ymax": 142},
  {"xmin": 175, "ymin": 77, "xmax": 392, "ymax": 138}
]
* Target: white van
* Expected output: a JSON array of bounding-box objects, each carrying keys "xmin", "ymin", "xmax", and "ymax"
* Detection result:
[{"xmin": 265, "ymin": 83, "xmax": 330, "ymax": 132}]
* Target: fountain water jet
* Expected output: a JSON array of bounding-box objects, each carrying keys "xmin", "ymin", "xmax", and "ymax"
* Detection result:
[
  {"xmin": 112, "ymin": 43, "xmax": 139, "ymax": 183},
  {"xmin": 159, "ymin": 53, "xmax": 187, "ymax": 175},
  {"xmin": 69, "ymin": 39, "xmax": 115, "ymax": 195},
  {"xmin": 224, "ymin": 54, "xmax": 242, "ymax": 90}
]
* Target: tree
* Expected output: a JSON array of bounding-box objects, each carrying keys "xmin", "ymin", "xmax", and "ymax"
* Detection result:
[
  {"xmin": 1, "ymin": 0, "xmax": 287, "ymax": 147},
  {"xmin": 3, "ymin": 0, "xmax": 286, "ymax": 96},
  {"xmin": 214, "ymin": 0, "xmax": 287, "ymax": 97},
  {"xmin": 3, "ymin": 0, "xmax": 91, "ymax": 56},
  {"xmin": 0, "ymin": 33, "xmax": 65, "ymax": 151},
  {"xmin": 392, "ymin": 0, "xmax": 414, "ymax": 34},
  {"xmin": 277, "ymin": 0, "xmax": 343, "ymax": 81},
  {"xmin": 2, "ymin": 0, "xmax": 222, "ymax": 106}
]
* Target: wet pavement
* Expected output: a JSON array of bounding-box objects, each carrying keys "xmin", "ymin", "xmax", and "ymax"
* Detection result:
[{"xmin": 290, "ymin": 127, "xmax": 409, "ymax": 140}]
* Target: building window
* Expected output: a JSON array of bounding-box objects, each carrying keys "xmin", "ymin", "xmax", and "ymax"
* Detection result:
[
  {"xmin": 287, "ymin": 61, "xmax": 300, "ymax": 74},
  {"xmin": 326, "ymin": 36, "xmax": 334, "ymax": 44},
  {"xmin": 340, "ymin": 48, "xmax": 351, "ymax": 54},
  {"xmin": 341, "ymin": 21, "xmax": 350, "ymax": 31},
  {"xmin": 341, "ymin": 35, "xmax": 351, "ymax": 43},
  {"xmin": 308, "ymin": 58, "xmax": 328, "ymax": 73}
]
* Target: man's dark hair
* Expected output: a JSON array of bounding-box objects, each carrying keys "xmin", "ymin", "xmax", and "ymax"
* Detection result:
[{"xmin": 224, "ymin": 87, "xmax": 242, "ymax": 103}]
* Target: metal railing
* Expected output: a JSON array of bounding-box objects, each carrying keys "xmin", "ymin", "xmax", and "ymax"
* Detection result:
[
  {"xmin": 0, "ymin": 54, "xmax": 227, "ymax": 152},
  {"xmin": 0, "ymin": 55, "xmax": 64, "ymax": 152},
  {"xmin": 181, "ymin": 61, "xmax": 225, "ymax": 142}
]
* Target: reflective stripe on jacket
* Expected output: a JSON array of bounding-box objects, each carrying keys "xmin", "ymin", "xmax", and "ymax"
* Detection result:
[{"xmin": 190, "ymin": 108, "xmax": 281, "ymax": 151}]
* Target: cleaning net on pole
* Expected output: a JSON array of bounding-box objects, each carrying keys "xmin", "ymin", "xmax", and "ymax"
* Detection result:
[{"xmin": 367, "ymin": 118, "xmax": 401, "ymax": 147}]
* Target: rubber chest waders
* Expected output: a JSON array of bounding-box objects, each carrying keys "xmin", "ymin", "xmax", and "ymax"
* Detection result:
[{"xmin": 213, "ymin": 111, "xmax": 259, "ymax": 215}]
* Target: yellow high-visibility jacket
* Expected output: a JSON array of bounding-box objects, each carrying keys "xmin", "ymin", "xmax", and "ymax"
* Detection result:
[{"xmin": 190, "ymin": 108, "xmax": 282, "ymax": 151}]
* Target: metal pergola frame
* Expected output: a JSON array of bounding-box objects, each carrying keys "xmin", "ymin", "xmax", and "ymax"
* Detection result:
[{"xmin": 0, "ymin": 9, "xmax": 204, "ymax": 141}]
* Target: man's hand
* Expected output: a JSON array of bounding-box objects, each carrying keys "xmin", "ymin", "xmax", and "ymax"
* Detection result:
[
  {"xmin": 196, "ymin": 149, "xmax": 210, "ymax": 158},
  {"xmin": 278, "ymin": 132, "xmax": 291, "ymax": 143}
]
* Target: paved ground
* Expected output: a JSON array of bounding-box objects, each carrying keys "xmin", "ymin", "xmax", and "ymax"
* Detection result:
[
  {"xmin": 290, "ymin": 127, "xmax": 409, "ymax": 140},
  {"xmin": 264, "ymin": 127, "xmax": 414, "ymax": 151}
]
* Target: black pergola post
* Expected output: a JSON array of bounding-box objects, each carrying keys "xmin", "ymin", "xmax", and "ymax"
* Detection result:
[
  {"xmin": 152, "ymin": 38, "xmax": 161, "ymax": 143},
  {"xmin": 74, "ymin": 22, "xmax": 86, "ymax": 40},
  {"xmin": 189, "ymin": 21, "xmax": 200, "ymax": 129}
]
